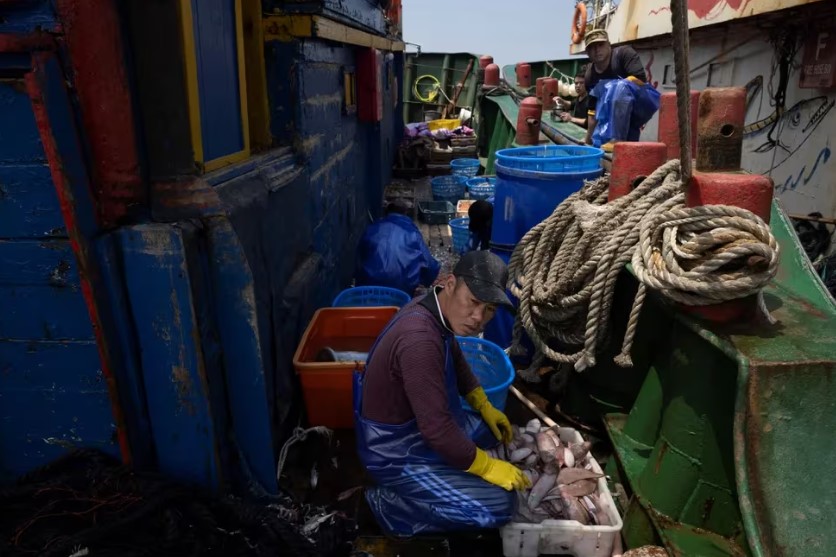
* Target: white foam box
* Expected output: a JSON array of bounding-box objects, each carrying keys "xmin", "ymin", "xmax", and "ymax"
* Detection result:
[{"xmin": 500, "ymin": 427, "xmax": 624, "ymax": 557}]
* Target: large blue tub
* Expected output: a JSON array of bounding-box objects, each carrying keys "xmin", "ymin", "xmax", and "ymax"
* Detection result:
[{"xmin": 491, "ymin": 146, "xmax": 603, "ymax": 245}]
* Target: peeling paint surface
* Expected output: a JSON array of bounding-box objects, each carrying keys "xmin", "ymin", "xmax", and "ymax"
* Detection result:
[
  {"xmin": 117, "ymin": 224, "xmax": 221, "ymax": 487},
  {"xmin": 0, "ymin": 69, "xmax": 120, "ymax": 480}
]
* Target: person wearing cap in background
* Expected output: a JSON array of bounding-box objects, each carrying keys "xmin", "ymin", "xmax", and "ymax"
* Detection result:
[
  {"xmin": 353, "ymin": 250, "xmax": 529, "ymax": 536},
  {"xmin": 582, "ymin": 28, "xmax": 649, "ymax": 148}
]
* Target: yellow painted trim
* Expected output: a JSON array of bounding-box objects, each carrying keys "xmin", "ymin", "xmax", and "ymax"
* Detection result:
[
  {"xmin": 204, "ymin": 149, "xmax": 249, "ymax": 172},
  {"xmin": 233, "ymin": 0, "xmax": 251, "ymax": 160},
  {"xmin": 263, "ymin": 14, "xmax": 313, "ymax": 41},
  {"xmin": 241, "ymin": 0, "xmax": 272, "ymax": 150},
  {"xmin": 263, "ymin": 14, "xmax": 405, "ymax": 51},
  {"xmin": 178, "ymin": 0, "xmax": 204, "ymax": 164}
]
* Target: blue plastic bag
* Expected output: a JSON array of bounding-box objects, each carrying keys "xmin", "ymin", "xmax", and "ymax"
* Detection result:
[
  {"xmin": 356, "ymin": 213, "xmax": 441, "ymax": 295},
  {"xmin": 591, "ymin": 78, "xmax": 661, "ymax": 147}
]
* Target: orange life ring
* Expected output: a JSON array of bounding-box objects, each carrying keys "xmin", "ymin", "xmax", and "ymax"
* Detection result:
[{"xmin": 571, "ymin": 3, "xmax": 587, "ymax": 45}]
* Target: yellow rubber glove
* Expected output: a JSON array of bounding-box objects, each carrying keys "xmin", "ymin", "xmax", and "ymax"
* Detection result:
[
  {"xmin": 467, "ymin": 448, "xmax": 531, "ymax": 491},
  {"xmin": 465, "ymin": 387, "xmax": 514, "ymax": 444}
]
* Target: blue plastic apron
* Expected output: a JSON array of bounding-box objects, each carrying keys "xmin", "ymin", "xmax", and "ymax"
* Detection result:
[{"xmin": 353, "ymin": 309, "xmax": 515, "ymax": 536}]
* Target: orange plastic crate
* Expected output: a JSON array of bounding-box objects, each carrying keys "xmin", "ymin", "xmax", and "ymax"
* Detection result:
[{"xmin": 293, "ymin": 306, "xmax": 399, "ymax": 428}]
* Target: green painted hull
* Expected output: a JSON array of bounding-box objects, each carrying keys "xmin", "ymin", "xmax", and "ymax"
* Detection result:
[{"xmin": 478, "ymin": 88, "xmax": 836, "ymax": 556}]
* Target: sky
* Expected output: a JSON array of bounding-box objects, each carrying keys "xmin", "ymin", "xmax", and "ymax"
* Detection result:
[{"xmin": 401, "ymin": 0, "xmax": 583, "ymax": 68}]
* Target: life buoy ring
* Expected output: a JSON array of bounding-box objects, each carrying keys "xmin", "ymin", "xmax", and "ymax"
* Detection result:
[{"xmin": 571, "ymin": 3, "xmax": 587, "ymax": 45}]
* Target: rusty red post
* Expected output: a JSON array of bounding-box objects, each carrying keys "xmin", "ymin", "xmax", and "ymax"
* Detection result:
[
  {"xmin": 695, "ymin": 87, "xmax": 746, "ymax": 172},
  {"xmin": 657, "ymin": 90, "xmax": 700, "ymax": 162},
  {"xmin": 683, "ymin": 86, "xmax": 773, "ymax": 323},
  {"xmin": 515, "ymin": 97, "xmax": 541, "ymax": 145},
  {"xmin": 516, "ymin": 63, "xmax": 532, "ymax": 88},
  {"xmin": 484, "ymin": 63, "xmax": 500, "ymax": 87},
  {"xmin": 687, "ymin": 172, "xmax": 773, "ymax": 224},
  {"xmin": 536, "ymin": 77, "xmax": 547, "ymax": 102},
  {"xmin": 609, "ymin": 142, "xmax": 668, "ymax": 201},
  {"xmin": 542, "ymin": 78, "xmax": 559, "ymax": 110}
]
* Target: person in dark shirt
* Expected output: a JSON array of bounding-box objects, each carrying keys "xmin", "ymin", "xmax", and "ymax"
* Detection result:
[
  {"xmin": 582, "ymin": 28, "xmax": 648, "ymax": 145},
  {"xmin": 355, "ymin": 251, "xmax": 529, "ymax": 536},
  {"xmin": 557, "ymin": 69, "xmax": 589, "ymax": 128}
]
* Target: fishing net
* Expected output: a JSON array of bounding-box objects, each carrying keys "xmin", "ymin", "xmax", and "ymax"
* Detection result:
[{"xmin": 0, "ymin": 449, "xmax": 349, "ymax": 557}]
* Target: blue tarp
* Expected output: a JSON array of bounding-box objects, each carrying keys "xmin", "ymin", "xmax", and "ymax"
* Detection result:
[{"xmin": 356, "ymin": 213, "xmax": 440, "ymax": 295}]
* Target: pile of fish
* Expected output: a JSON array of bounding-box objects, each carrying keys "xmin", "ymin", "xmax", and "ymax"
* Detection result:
[{"xmin": 486, "ymin": 418, "xmax": 612, "ymax": 526}]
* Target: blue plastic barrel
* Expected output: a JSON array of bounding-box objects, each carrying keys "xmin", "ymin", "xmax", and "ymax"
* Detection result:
[{"xmin": 491, "ymin": 146, "xmax": 603, "ymax": 245}]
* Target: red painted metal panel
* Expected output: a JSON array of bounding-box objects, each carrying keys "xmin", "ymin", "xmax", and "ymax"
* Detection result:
[
  {"xmin": 357, "ymin": 47, "xmax": 383, "ymax": 122},
  {"xmin": 55, "ymin": 0, "xmax": 145, "ymax": 227}
]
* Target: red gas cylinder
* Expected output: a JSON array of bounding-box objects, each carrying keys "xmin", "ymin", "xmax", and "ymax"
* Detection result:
[
  {"xmin": 479, "ymin": 55, "xmax": 494, "ymax": 69},
  {"xmin": 696, "ymin": 87, "xmax": 746, "ymax": 172},
  {"xmin": 608, "ymin": 142, "xmax": 668, "ymax": 201},
  {"xmin": 516, "ymin": 63, "xmax": 532, "ymax": 88},
  {"xmin": 657, "ymin": 91, "xmax": 700, "ymax": 162},
  {"xmin": 536, "ymin": 77, "xmax": 548, "ymax": 102},
  {"xmin": 515, "ymin": 97, "xmax": 542, "ymax": 146},
  {"xmin": 542, "ymin": 78, "xmax": 559, "ymax": 110},
  {"xmin": 484, "ymin": 63, "xmax": 500, "ymax": 87}
]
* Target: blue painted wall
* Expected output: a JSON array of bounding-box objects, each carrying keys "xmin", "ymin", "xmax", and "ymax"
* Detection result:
[
  {"xmin": 97, "ymin": 32, "xmax": 401, "ymax": 491},
  {"xmin": 0, "ymin": 72, "xmax": 119, "ymax": 482},
  {"xmin": 0, "ymin": 0, "xmax": 401, "ymax": 492}
]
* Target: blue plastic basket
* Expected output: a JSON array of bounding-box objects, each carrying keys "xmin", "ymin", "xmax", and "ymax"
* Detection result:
[
  {"xmin": 451, "ymin": 158, "xmax": 481, "ymax": 178},
  {"xmin": 496, "ymin": 145, "xmax": 603, "ymax": 173},
  {"xmin": 431, "ymin": 175, "xmax": 467, "ymax": 202},
  {"xmin": 457, "ymin": 336, "xmax": 515, "ymax": 411},
  {"xmin": 466, "ymin": 176, "xmax": 497, "ymax": 200},
  {"xmin": 332, "ymin": 286, "xmax": 411, "ymax": 308},
  {"xmin": 449, "ymin": 217, "xmax": 470, "ymax": 255}
]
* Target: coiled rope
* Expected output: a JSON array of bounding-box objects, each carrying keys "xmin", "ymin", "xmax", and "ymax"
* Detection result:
[{"xmin": 507, "ymin": 160, "xmax": 779, "ymax": 376}]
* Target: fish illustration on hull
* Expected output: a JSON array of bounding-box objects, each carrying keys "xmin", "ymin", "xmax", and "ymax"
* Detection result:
[{"xmin": 748, "ymin": 96, "xmax": 835, "ymax": 172}]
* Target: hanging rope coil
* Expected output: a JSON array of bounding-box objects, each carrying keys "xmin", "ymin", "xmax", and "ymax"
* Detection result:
[
  {"xmin": 507, "ymin": 161, "xmax": 779, "ymax": 376},
  {"xmin": 413, "ymin": 74, "xmax": 441, "ymax": 103}
]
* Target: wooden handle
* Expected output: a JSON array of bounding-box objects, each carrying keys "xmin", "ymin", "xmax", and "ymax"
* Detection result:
[{"xmin": 510, "ymin": 385, "xmax": 559, "ymax": 428}]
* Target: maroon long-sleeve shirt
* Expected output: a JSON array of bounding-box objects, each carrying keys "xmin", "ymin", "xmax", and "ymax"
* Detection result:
[{"xmin": 361, "ymin": 287, "xmax": 481, "ymax": 469}]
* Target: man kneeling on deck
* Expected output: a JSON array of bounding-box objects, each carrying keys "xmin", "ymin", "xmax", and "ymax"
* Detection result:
[{"xmin": 353, "ymin": 251, "xmax": 529, "ymax": 536}]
